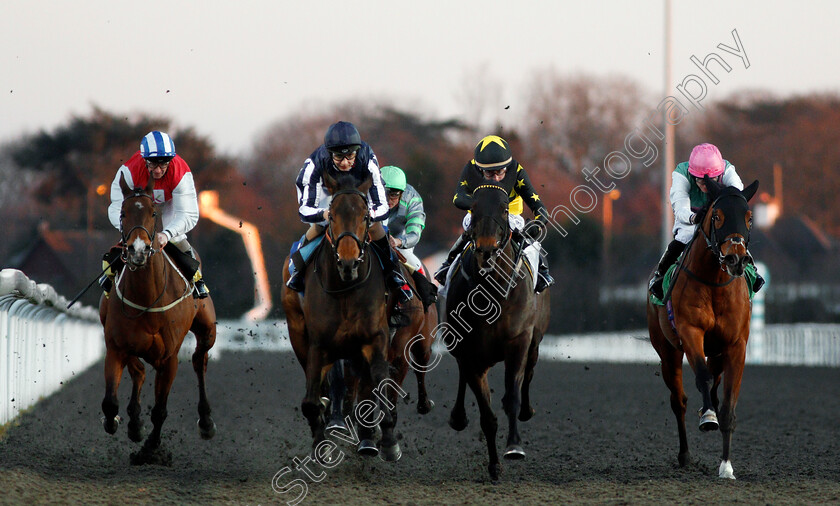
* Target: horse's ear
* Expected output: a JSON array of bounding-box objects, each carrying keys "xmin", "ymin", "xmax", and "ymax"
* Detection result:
[
  {"xmin": 705, "ymin": 175, "xmax": 723, "ymax": 199},
  {"xmin": 741, "ymin": 180, "xmax": 759, "ymax": 202},
  {"xmin": 358, "ymin": 171, "xmax": 373, "ymax": 194},
  {"xmin": 323, "ymin": 167, "xmax": 338, "ymax": 194},
  {"xmin": 119, "ymin": 172, "xmax": 131, "ymax": 196},
  {"xmin": 144, "ymin": 171, "xmax": 155, "ymax": 195}
]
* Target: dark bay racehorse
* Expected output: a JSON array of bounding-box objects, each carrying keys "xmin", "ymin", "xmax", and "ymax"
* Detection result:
[
  {"xmin": 281, "ymin": 170, "xmax": 400, "ymax": 461},
  {"xmin": 647, "ymin": 177, "xmax": 759, "ymax": 479},
  {"xmin": 445, "ymin": 183, "xmax": 550, "ymax": 482},
  {"xmin": 99, "ymin": 173, "xmax": 216, "ymax": 465},
  {"xmin": 325, "ymin": 262, "xmax": 438, "ymax": 431}
]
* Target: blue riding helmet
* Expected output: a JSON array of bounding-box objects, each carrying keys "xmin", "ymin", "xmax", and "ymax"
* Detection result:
[
  {"xmin": 140, "ymin": 131, "xmax": 176, "ymax": 159},
  {"xmin": 324, "ymin": 121, "xmax": 361, "ymax": 155}
]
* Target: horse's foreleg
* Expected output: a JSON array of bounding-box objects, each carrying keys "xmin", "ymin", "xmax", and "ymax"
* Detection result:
[
  {"xmin": 659, "ymin": 343, "xmax": 690, "ymax": 467},
  {"xmin": 681, "ymin": 329, "xmax": 718, "ymax": 432},
  {"xmin": 466, "ymin": 369, "xmax": 500, "ymax": 482},
  {"xmin": 708, "ymin": 354, "xmax": 724, "ymax": 413},
  {"xmin": 326, "ymin": 360, "xmax": 347, "ymax": 431},
  {"xmin": 102, "ymin": 348, "xmax": 125, "ymax": 435},
  {"xmin": 192, "ymin": 322, "xmax": 216, "ymax": 440},
  {"xmin": 145, "ymin": 355, "xmax": 179, "ymax": 452},
  {"xmin": 368, "ymin": 342, "xmax": 401, "ymax": 462},
  {"xmin": 448, "ymin": 361, "xmax": 469, "ymax": 431},
  {"xmin": 502, "ymin": 339, "xmax": 529, "ymax": 460},
  {"xmin": 126, "ymin": 357, "xmax": 146, "ymax": 442},
  {"xmin": 409, "ymin": 331, "xmax": 434, "ymax": 414},
  {"xmin": 717, "ymin": 340, "xmax": 747, "ymax": 479},
  {"xmin": 519, "ymin": 336, "xmax": 540, "ymax": 422},
  {"xmin": 301, "ymin": 346, "xmax": 326, "ymax": 447}
]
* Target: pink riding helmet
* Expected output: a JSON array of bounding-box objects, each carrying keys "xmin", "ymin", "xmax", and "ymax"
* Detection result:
[{"xmin": 688, "ymin": 143, "xmax": 725, "ymax": 178}]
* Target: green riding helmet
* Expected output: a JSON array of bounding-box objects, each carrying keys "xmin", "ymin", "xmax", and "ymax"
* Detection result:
[{"xmin": 380, "ymin": 165, "xmax": 407, "ymax": 191}]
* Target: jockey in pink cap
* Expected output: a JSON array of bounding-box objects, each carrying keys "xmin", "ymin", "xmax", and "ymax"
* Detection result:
[{"xmin": 649, "ymin": 143, "xmax": 765, "ymax": 299}]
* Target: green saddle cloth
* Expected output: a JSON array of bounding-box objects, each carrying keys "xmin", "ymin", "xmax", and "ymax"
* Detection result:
[{"xmin": 650, "ymin": 262, "xmax": 757, "ymax": 306}]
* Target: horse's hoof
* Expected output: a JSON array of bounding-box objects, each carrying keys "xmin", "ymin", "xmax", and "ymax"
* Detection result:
[
  {"xmin": 698, "ymin": 408, "xmax": 719, "ymax": 432},
  {"xmin": 197, "ymin": 418, "xmax": 216, "ymax": 440},
  {"xmin": 488, "ymin": 462, "xmax": 501, "ymax": 483},
  {"xmin": 101, "ymin": 415, "xmax": 122, "ymax": 435},
  {"xmin": 518, "ymin": 406, "xmax": 535, "ymax": 422},
  {"xmin": 357, "ymin": 439, "xmax": 379, "ymax": 457},
  {"xmin": 718, "ymin": 460, "xmax": 736, "ymax": 479},
  {"xmin": 326, "ymin": 418, "xmax": 347, "ymax": 432},
  {"xmin": 503, "ymin": 445, "xmax": 526, "ymax": 460},
  {"xmin": 448, "ymin": 413, "xmax": 468, "ymax": 431},
  {"xmin": 417, "ymin": 399, "xmax": 434, "ymax": 415},
  {"xmin": 379, "ymin": 442, "xmax": 402, "ymax": 462},
  {"xmin": 127, "ymin": 422, "xmax": 144, "ymax": 443}
]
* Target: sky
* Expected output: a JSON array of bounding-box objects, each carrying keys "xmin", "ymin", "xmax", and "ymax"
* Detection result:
[{"xmin": 2, "ymin": 0, "xmax": 839, "ymax": 157}]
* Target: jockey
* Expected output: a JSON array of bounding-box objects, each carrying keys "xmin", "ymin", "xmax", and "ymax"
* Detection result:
[
  {"xmin": 649, "ymin": 143, "xmax": 765, "ymax": 300},
  {"xmin": 101, "ymin": 130, "xmax": 209, "ymax": 298},
  {"xmin": 381, "ymin": 165, "xmax": 438, "ymax": 309},
  {"xmin": 286, "ymin": 121, "xmax": 413, "ymax": 306},
  {"xmin": 434, "ymin": 135, "xmax": 555, "ymax": 293}
]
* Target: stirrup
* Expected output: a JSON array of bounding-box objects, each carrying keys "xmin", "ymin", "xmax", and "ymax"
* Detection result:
[
  {"xmin": 535, "ymin": 272, "xmax": 554, "ymax": 293},
  {"xmin": 649, "ymin": 272, "xmax": 664, "ymax": 299},
  {"xmin": 433, "ymin": 263, "xmax": 450, "ymax": 285},
  {"xmin": 286, "ymin": 272, "xmax": 305, "ymax": 292},
  {"xmin": 193, "ymin": 280, "xmax": 210, "ymax": 299}
]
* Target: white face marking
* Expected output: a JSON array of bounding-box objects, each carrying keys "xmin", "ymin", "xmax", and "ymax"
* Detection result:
[
  {"xmin": 130, "ymin": 236, "xmax": 148, "ymax": 253},
  {"xmin": 134, "ymin": 201, "xmax": 144, "ymax": 210}
]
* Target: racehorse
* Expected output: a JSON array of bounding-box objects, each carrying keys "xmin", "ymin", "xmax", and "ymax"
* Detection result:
[
  {"xmin": 281, "ymin": 170, "xmax": 400, "ymax": 461},
  {"xmin": 647, "ymin": 177, "xmax": 759, "ymax": 479},
  {"xmin": 444, "ymin": 183, "xmax": 551, "ymax": 482},
  {"xmin": 99, "ymin": 173, "xmax": 217, "ymax": 465},
  {"xmin": 325, "ymin": 262, "xmax": 438, "ymax": 431}
]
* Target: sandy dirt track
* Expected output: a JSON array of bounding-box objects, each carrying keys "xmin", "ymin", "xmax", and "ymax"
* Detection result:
[{"xmin": 0, "ymin": 349, "xmax": 838, "ymax": 504}]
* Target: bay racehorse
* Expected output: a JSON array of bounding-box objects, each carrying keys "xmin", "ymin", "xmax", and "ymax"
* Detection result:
[
  {"xmin": 445, "ymin": 183, "xmax": 550, "ymax": 482},
  {"xmin": 325, "ymin": 261, "xmax": 438, "ymax": 432},
  {"xmin": 99, "ymin": 172, "xmax": 217, "ymax": 465},
  {"xmin": 281, "ymin": 170, "xmax": 400, "ymax": 461},
  {"xmin": 647, "ymin": 177, "xmax": 759, "ymax": 479}
]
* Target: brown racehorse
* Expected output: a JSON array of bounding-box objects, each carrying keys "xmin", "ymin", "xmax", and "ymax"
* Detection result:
[
  {"xmin": 647, "ymin": 177, "xmax": 759, "ymax": 479},
  {"xmin": 324, "ymin": 262, "xmax": 438, "ymax": 432},
  {"xmin": 99, "ymin": 173, "xmax": 217, "ymax": 465},
  {"xmin": 281, "ymin": 170, "xmax": 400, "ymax": 461},
  {"xmin": 445, "ymin": 183, "xmax": 551, "ymax": 482}
]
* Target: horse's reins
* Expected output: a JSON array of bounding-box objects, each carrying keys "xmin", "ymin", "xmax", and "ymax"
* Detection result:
[
  {"xmin": 115, "ymin": 189, "xmax": 191, "ymax": 316},
  {"xmin": 678, "ymin": 192, "xmax": 751, "ymax": 289},
  {"xmin": 317, "ymin": 187, "xmax": 376, "ymax": 296},
  {"xmin": 468, "ymin": 185, "xmax": 522, "ymax": 296}
]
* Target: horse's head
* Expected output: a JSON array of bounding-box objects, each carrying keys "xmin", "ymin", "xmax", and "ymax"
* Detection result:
[
  {"xmin": 118, "ymin": 173, "xmax": 157, "ymax": 270},
  {"xmin": 323, "ymin": 169, "xmax": 372, "ymax": 281},
  {"xmin": 700, "ymin": 177, "xmax": 759, "ymax": 277},
  {"xmin": 467, "ymin": 184, "xmax": 511, "ymax": 270}
]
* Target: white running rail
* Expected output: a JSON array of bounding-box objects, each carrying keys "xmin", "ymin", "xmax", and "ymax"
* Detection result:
[{"xmin": 0, "ymin": 269, "xmax": 103, "ymax": 426}]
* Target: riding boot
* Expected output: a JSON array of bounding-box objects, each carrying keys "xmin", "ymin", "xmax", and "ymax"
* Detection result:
[
  {"xmin": 434, "ymin": 232, "xmax": 468, "ymax": 285},
  {"xmin": 535, "ymin": 257, "xmax": 554, "ymax": 293},
  {"xmin": 752, "ymin": 273, "xmax": 766, "ymax": 293},
  {"xmin": 286, "ymin": 235, "xmax": 313, "ymax": 292},
  {"xmin": 649, "ymin": 239, "xmax": 686, "ymax": 300},
  {"xmin": 410, "ymin": 270, "xmax": 438, "ymax": 311},
  {"xmin": 371, "ymin": 236, "xmax": 413, "ymax": 304},
  {"xmin": 99, "ymin": 248, "xmax": 123, "ymax": 295},
  {"xmin": 192, "ymin": 267, "xmax": 210, "ymax": 299}
]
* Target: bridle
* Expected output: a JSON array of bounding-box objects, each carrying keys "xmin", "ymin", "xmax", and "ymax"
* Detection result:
[
  {"xmin": 699, "ymin": 192, "xmax": 752, "ymax": 270},
  {"xmin": 469, "ymin": 184, "xmax": 513, "ymax": 255},
  {"xmin": 119, "ymin": 189, "xmax": 157, "ymax": 271},
  {"xmin": 325, "ymin": 188, "xmax": 371, "ymax": 263}
]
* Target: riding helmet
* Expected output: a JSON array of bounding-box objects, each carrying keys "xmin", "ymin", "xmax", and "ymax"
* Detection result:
[
  {"xmin": 324, "ymin": 121, "xmax": 362, "ymax": 155},
  {"xmin": 140, "ymin": 131, "xmax": 176, "ymax": 159},
  {"xmin": 474, "ymin": 135, "xmax": 512, "ymax": 170},
  {"xmin": 688, "ymin": 143, "xmax": 725, "ymax": 178},
  {"xmin": 380, "ymin": 166, "xmax": 407, "ymax": 191}
]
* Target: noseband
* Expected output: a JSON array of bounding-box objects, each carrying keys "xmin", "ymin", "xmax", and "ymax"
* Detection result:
[
  {"xmin": 120, "ymin": 189, "xmax": 157, "ymax": 270},
  {"xmin": 326, "ymin": 188, "xmax": 371, "ymax": 262}
]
